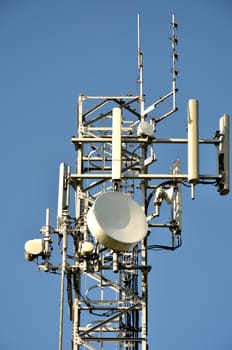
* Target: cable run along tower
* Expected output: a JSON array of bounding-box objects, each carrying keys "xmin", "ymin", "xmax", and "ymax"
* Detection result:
[{"xmin": 24, "ymin": 15, "xmax": 230, "ymax": 350}]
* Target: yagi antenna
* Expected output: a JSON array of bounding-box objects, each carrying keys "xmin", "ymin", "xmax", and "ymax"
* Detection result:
[
  {"xmin": 137, "ymin": 13, "xmax": 145, "ymax": 118},
  {"xmin": 171, "ymin": 13, "xmax": 178, "ymax": 111},
  {"xmin": 143, "ymin": 13, "xmax": 179, "ymax": 121}
]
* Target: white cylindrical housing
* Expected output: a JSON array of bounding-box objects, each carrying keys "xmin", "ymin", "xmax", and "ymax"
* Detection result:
[
  {"xmin": 187, "ymin": 99, "xmax": 199, "ymax": 184},
  {"xmin": 112, "ymin": 107, "xmax": 122, "ymax": 180},
  {"xmin": 46, "ymin": 208, "xmax": 50, "ymax": 227},
  {"xmin": 87, "ymin": 192, "xmax": 147, "ymax": 252}
]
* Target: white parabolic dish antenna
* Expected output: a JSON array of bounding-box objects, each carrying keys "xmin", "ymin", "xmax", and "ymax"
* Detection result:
[{"xmin": 87, "ymin": 192, "xmax": 148, "ymax": 252}]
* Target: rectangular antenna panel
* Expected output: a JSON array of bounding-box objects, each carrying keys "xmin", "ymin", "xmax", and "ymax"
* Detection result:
[
  {"xmin": 112, "ymin": 107, "xmax": 122, "ymax": 180},
  {"xmin": 57, "ymin": 162, "xmax": 68, "ymax": 228},
  {"xmin": 219, "ymin": 114, "xmax": 230, "ymax": 195},
  {"xmin": 187, "ymin": 99, "xmax": 199, "ymax": 183}
]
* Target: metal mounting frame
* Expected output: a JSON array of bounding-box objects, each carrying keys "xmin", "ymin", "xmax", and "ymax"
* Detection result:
[{"xmin": 24, "ymin": 14, "xmax": 229, "ymax": 350}]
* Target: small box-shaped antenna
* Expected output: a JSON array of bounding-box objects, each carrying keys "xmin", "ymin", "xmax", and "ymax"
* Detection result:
[
  {"xmin": 112, "ymin": 107, "xmax": 122, "ymax": 181},
  {"xmin": 187, "ymin": 99, "xmax": 199, "ymax": 184},
  {"xmin": 218, "ymin": 114, "xmax": 230, "ymax": 195}
]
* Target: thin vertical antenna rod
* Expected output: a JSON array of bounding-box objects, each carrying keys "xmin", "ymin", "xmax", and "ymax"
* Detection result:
[
  {"xmin": 137, "ymin": 13, "xmax": 144, "ymax": 118},
  {"xmin": 171, "ymin": 13, "xmax": 178, "ymax": 110}
]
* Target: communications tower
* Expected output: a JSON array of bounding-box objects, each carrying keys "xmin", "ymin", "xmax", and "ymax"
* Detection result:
[{"xmin": 24, "ymin": 15, "xmax": 230, "ymax": 350}]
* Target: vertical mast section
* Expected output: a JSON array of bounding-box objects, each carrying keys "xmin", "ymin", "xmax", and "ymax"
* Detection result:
[
  {"xmin": 138, "ymin": 16, "xmax": 148, "ymax": 349},
  {"xmin": 70, "ymin": 94, "xmax": 149, "ymax": 349}
]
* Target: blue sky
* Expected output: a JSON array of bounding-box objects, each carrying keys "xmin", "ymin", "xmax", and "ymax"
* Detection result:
[{"xmin": 1, "ymin": 1, "xmax": 232, "ymax": 349}]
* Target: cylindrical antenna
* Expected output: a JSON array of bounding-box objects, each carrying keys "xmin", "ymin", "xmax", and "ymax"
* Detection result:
[
  {"xmin": 137, "ymin": 13, "xmax": 144, "ymax": 119},
  {"xmin": 187, "ymin": 99, "xmax": 199, "ymax": 185},
  {"xmin": 112, "ymin": 107, "xmax": 122, "ymax": 182}
]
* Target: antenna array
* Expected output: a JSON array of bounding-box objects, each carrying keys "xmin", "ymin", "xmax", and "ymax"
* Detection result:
[{"xmin": 24, "ymin": 15, "xmax": 229, "ymax": 350}]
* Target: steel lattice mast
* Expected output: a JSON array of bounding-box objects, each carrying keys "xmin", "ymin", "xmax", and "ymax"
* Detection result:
[{"xmin": 24, "ymin": 14, "xmax": 230, "ymax": 350}]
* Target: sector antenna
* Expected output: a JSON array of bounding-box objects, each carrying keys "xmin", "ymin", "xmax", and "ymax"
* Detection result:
[{"xmin": 24, "ymin": 14, "xmax": 230, "ymax": 350}]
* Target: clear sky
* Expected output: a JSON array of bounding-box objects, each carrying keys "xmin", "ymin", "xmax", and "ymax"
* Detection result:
[{"xmin": 1, "ymin": 1, "xmax": 232, "ymax": 349}]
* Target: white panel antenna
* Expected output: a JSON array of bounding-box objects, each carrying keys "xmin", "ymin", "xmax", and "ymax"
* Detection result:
[
  {"xmin": 112, "ymin": 107, "xmax": 122, "ymax": 181},
  {"xmin": 218, "ymin": 114, "xmax": 230, "ymax": 195},
  {"xmin": 57, "ymin": 162, "xmax": 69, "ymax": 229},
  {"xmin": 187, "ymin": 99, "xmax": 199, "ymax": 184}
]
